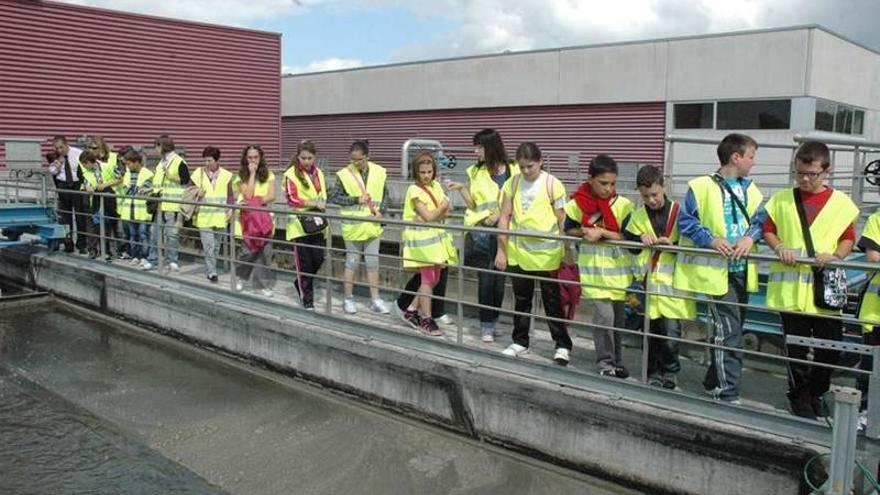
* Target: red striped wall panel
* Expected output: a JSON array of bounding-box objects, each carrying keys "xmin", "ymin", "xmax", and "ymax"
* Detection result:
[{"xmin": 0, "ymin": 0, "xmax": 281, "ymax": 168}]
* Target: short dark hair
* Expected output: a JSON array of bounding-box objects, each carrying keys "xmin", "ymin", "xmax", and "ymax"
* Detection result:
[
  {"xmin": 636, "ymin": 165, "xmax": 664, "ymax": 188},
  {"xmin": 202, "ymin": 146, "xmax": 221, "ymax": 161},
  {"xmin": 589, "ymin": 154, "xmax": 618, "ymax": 177},
  {"xmin": 515, "ymin": 142, "xmax": 542, "ymax": 162},
  {"xmin": 350, "ymin": 139, "xmax": 369, "ymax": 155},
  {"xmin": 52, "ymin": 135, "xmax": 67, "ymax": 144},
  {"xmin": 122, "ymin": 150, "xmax": 142, "ymax": 163},
  {"xmin": 154, "ymin": 134, "xmax": 175, "ymax": 153},
  {"xmin": 45, "ymin": 151, "xmax": 60, "ymax": 163},
  {"xmin": 79, "ymin": 150, "xmax": 97, "ymax": 164},
  {"xmin": 795, "ymin": 141, "xmax": 831, "ymax": 169},
  {"xmin": 473, "ymin": 129, "xmax": 509, "ymax": 170},
  {"xmin": 717, "ymin": 133, "xmax": 757, "ymax": 165}
]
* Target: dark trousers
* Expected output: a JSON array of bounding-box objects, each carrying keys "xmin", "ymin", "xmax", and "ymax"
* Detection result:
[
  {"xmin": 781, "ymin": 312, "xmax": 842, "ymax": 403},
  {"xmin": 56, "ymin": 185, "xmax": 88, "ymax": 250},
  {"xmin": 86, "ymin": 195, "xmax": 118, "ymax": 256},
  {"xmin": 508, "ymin": 265, "xmax": 572, "ymax": 350},
  {"xmin": 292, "ymin": 233, "xmax": 326, "ymax": 305},
  {"xmin": 647, "ymin": 317, "xmax": 682, "ymax": 377},
  {"xmin": 465, "ymin": 233, "xmax": 506, "ymax": 323},
  {"xmin": 703, "ymin": 271, "xmax": 748, "ymax": 401},
  {"xmin": 396, "ymin": 267, "xmax": 448, "ymax": 318}
]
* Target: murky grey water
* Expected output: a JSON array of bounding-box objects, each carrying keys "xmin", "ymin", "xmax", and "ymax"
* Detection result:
[{"xmin": 0, "ymin": 301, "xmax": 638, "ymax": 495}]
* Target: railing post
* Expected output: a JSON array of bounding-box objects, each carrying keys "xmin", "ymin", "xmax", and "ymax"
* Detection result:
[
  {"xmin": 851, "ymin": 145, "xmax": 863, "ymax": 206},
  {"xmin": 867, "ymin": 346, "xmax": 880, "ymax": 440},
  {"xmin": 325, "ymin": 223, "xmax": 333, "ymax": 314},
  {"xmin": 98, "ymin": 194, "xmax": 106, "ymax": 259},
  {"xmin": 826, "ymin": 387, "xmax": 860, "ymax": 495},
  {"xmin": 229, "ymin": 222, "xmax": 237, "ymax": 291},
  {"xmin": 640, "ymin": 250, "xmax": 652, "ymax": 384},
  {"xmin": 456, "ymin": 231, "xmax": 464, "ymax": 345},
  {"xmin": 664, "ymin": 139, "xmax": 675, "ymax": 196},
  {"xmin": 157, "ymin": 208, "xmax": 166, "ymax": 272}
]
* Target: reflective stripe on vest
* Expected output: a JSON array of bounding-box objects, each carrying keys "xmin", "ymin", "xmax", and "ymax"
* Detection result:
[
  {"xmin": 155, "ymin": 153, "xmax": 185, "ymax": 213},
  {"xmin": 566, "ymin": 195, "xmax": 634, "ymax": 301},
  {"xmin": 624, "ymin": 202, "xmax": 696, "ymax": 319},
  {"xmin": 463, "ymin": 162, "xmax": 521, "ymax": 227},
  {"xmin": 401, "ymin": 181, "xmax": 453, "ymax": 268},
  {"xmin": 673, "ymin": 175, "xmax": 763, "ymax": 296},
  {"xmin": 193, "ymin": 167, "xmax": 233, "ymax": 229},
  {"xmin": 505, "ymin": 172, "xmax": 563, "ymax": 272},
  {"xmin": 118, "ymin": 168, "xmax": 154, "ymax": 222},
  {"xmin": 283, "ymin": 166, "xmax": 327, "ymax": 241},
  {"xmin": 336, "ymin": 162, "xmax": 386, "ymax": 241},
  {"xmin": 764, "ymin": 188, "xmax": 859, "ymax": 314}
]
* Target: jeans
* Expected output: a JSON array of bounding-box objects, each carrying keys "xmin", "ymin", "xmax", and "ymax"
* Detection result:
[
  {"xmin": 147, "ymin": 211, "xmax": 180, "ymax": 265},
  {"xmin": 465, "ymin": 232, "xmax": 506, "ymax": 324},
  {"xmin": 703, "ymin": 271, "xmax": 748, "ymax": 401},
  {"xmin": 123, "ymin": 221, "xmax": 149, "ymax": 260},
  {"xmin": 199, "ymin": 227, "xmax": 227, "ymax": 276}
]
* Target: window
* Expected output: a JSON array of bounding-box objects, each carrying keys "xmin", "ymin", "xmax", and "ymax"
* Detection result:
[
  {"xmin": 815, "ymin": 100, "xmax": 835, "ymax": 132},
  {"xmin": 814, "ymin": 99, "xmax": 865, "ymax": 135},
  {"xmin": 674, "ymin": 103, "xmax": 713, "ymax": 129},
  {"xmin": 716, "ymin": 100, "xmax": 791, "ymax": 130}
]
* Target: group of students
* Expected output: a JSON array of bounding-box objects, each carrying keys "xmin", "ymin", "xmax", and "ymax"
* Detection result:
[{"xmin": 45, "ymin": 129, "xmax": 880, "ymax": 419}]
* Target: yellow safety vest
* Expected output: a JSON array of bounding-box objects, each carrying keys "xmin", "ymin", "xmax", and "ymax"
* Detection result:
[
  {"xmin": 152, "ymin": 153, "xmax": 186, "ymax": 213},
  {"xmin": 402, "ymin": 180, "xmax": 457, "ymax": 268},
  {"xmin": 104, "ymin": 152, "xmax": 124, "ymax": 195},
  {"xmin": 564, "ymin": 195, "xmax": 635, "ymax": 300},
  {"xmin": 859, "ymin": 211, "xmax": 880, "ymax": 332},
  {"xmin": 233, "ymin": 171, "xmax": 276, "ymax": 238},
  {"xmin": 192, "ymin": 167, "xmax": 233, "ymax": 229},
  {"xmin": 335, "ymin": 162, "xmax": 386, "ymax": 241},
  {"xmin": 118, "ymin": 167, "xmax": 154, "ymax": 222},
  {"xmin": 283, "ymin": 166, "xmax": 328, "ymax": 240},
  {"xmin": 765, "ymin": 188, "xmax": 859, "ymax": 315},
  {"xmin": 504, "ymin": 172, "xmax": 565, "ymax": 272},
  {"xmin": 463, "ymin": 161, "xmax": 521, "ymax": 227},
  {"xmin": 626, "ymin": 202, "xmax": 696, "ymax": 320},
  {"xmin": 673, "ymin": 175, "xmax": 763, "ymax": 296},
  {"xmin": 80, "ymin": 161, "xmax": 119, "ymax": 214}
]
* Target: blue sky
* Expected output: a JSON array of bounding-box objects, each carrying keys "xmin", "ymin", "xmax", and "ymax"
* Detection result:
[{"xmin": 61, "ymin": 0, "xmax": 880, "ymax": 75}]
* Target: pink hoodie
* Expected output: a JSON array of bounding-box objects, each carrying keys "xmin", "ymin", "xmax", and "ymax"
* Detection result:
[{"xmin": 240, "ymin": 196, "xmax": 273, "ymax": 252}]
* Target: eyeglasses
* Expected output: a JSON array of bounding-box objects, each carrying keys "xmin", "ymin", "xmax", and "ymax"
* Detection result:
[{"xmin": 795, "ymin": 170, "xmax": 824, "ymax": 180}]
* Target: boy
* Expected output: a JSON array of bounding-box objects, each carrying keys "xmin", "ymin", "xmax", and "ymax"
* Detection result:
[
  {"xmin": 564, "ymin": 155, "xmax": 634, "ymax": 377},
  {"xmin": 623, "ymin": 165, "xmax": 696, "ymax": 389},
  {"xmin": 496, "ymin": 142, "xmax": 573, "ymax": 365},
  {"xmin": 763, "ymin": 141, "xmax": 859, "ymax": 418},
  {"xmin": 675, "ymin": 133, "xmax": 765, "ymax": 404},
  {"xmin": 79, "ymin": 150, "xmax": 121, "ymax": 259},
  {"xmin": 118, "ymin": 150, "xmax": 153, "ymax": 265}
]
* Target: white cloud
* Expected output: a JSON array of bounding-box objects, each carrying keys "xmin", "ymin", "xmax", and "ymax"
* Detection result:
[{"xmin": 283, "ymin": 58, "xmax": 365, "ymax": 74}]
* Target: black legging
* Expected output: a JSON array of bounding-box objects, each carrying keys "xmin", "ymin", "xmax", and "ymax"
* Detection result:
[
  {"xmin": 292, "ymin": 232, "xmax": 326, "ymax": 306},
  {"xmin": 396, "ymin": 267, "xmax": 448, "ymax": 318}
]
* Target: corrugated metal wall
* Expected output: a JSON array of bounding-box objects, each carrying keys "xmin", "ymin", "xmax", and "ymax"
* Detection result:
[
  {"xmin": 0, "ymin": 0, "xmax": 281, "ymax": 168},
  {"xmin": 281, "ymin": 103, "xmax": 665, "ymax": 178}
]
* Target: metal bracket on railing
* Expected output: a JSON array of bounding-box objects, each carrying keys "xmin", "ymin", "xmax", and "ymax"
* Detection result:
[{"xmin": 812, "ymin": 387, "xmax": 861, "ymax": 495}]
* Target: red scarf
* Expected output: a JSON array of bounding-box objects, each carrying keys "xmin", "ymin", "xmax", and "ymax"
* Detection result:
[{"xmin": 571, "ymin": 182, "xmax": 619, "ymax": 232}]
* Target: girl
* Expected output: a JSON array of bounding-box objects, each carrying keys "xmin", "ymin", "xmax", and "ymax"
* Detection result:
[
  {"xmin": 234, "ymin": 145, "xmax": 277, "ymax": 297},
  {"xmin": 400, "ymin": 152, "xmax": 456, "ymax": 337},
  {"xmin": 283, "ymin": 140, "xmax": 327, "ymax": 310}
]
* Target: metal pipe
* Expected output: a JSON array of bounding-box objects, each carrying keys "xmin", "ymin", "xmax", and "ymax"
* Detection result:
[{"xmin": 400, "ymin": 139, "xmax": 443, "ymax": 179}]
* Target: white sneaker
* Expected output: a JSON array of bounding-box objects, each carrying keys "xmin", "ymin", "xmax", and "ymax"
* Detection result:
[
  {"xmin": 120, "ymin": 252, "xmax": 131, "ymax": 260},
  {"xmin": 436, "ymin": 314, "xmax": 454, "ymax": 326},
  {"xmin": 169, "ymin": 262, "xmax": 180, "ymax": 272},
  {"xmin": 553, "ymin": 348, "xmax": 570, "ymax": 366},
  {"xmin": 140, "ymin": 261, "xmax": 153, "ymax": 271},
  {"xmin": 261, "ymin": 288, "xmax": 274, "ymax": 298},
  {"xmin": 235, "ymin": 281, "xmax": 244, "ymax": 292},
  {"xmin": 859, "ymin": 412, "xmax": 868, "ymax": 432},
  {"xmin": 369, "ymin": 298, "xmax": 390, "ymax": 314},
  {"xmin": 343, "ymin": 298, "xmax": 357, "ymax": 314},
  {"xmin": 130, "ymin": 258, "xmax": 140, "ymax": 266},
  {"xmin": 502, "ymin": 343, "xmax": 529, "ymax": 357}
]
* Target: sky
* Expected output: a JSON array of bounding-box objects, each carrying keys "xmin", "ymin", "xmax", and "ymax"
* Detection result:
[{"xmin": 59, "ymin": 0, "xmax": 880, "ymax": 75}]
